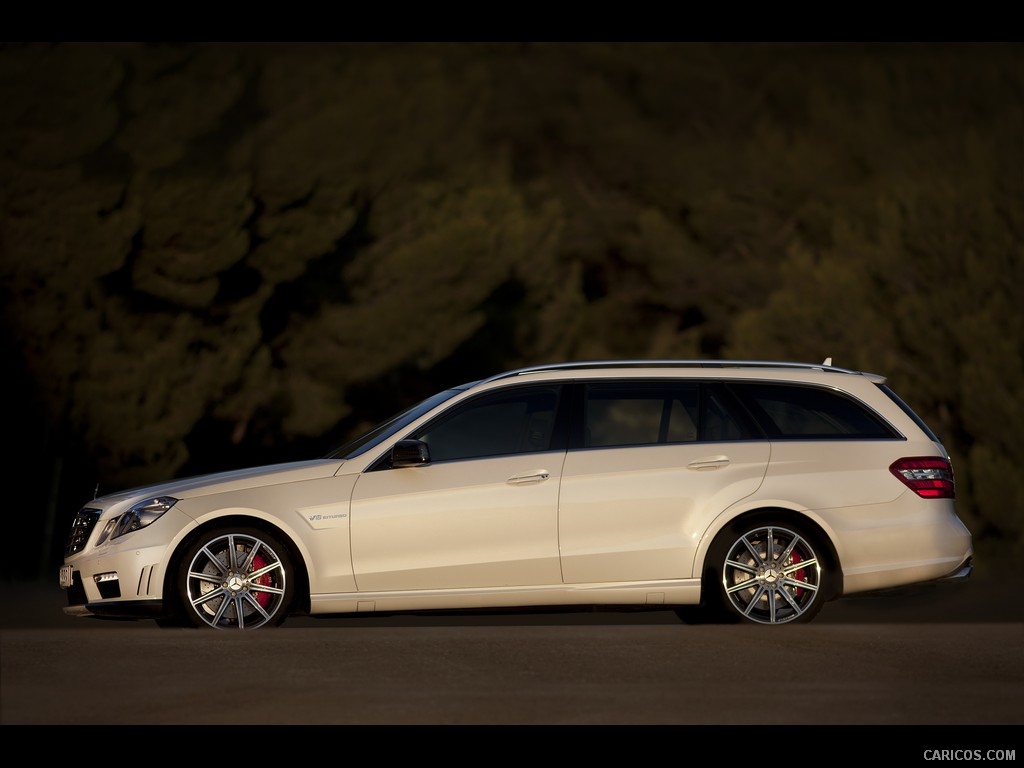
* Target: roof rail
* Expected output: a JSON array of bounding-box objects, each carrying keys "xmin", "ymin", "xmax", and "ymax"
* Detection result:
[{"xmin": 483, "ymin": 359, "xmax": 863, "ymax": 383}]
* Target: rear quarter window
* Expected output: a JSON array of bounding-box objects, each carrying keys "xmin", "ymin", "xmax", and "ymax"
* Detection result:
[
  {"xmin": 728, "ymin": 382, "xmax": 898, "ymax": 439},
  {"xmin": 877, "ymin": 383, "xmax": 942, "ymax": 443}
]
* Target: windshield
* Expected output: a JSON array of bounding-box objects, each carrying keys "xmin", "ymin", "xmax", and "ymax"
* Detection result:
[{"xmin": 323, "ymin": 388, "xmax": 465, "ymax": 460}]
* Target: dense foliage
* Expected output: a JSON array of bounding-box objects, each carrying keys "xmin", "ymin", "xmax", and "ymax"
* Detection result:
[{"xmin": 2, "ymin": 42, "xmax": 1020, "ymax": 578}]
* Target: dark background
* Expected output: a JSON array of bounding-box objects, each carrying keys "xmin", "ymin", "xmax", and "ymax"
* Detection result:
[{"xmin": 2, "ymin": 42, "xmax": 1021, "ymax": 585}]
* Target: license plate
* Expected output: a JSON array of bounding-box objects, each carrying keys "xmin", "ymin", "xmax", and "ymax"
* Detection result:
[{"xmin": 59, "ymin": 564, "xmax": 73, "ymax": 588}]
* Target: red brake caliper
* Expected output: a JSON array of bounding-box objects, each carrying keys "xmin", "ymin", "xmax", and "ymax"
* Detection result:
[
  {"xmin": 791, "ymin": 551, "xmax": 805, "ymax": 597},
  {"xmin": 251, "ymin": 554, "xmax": 272, "ymax": 607}
]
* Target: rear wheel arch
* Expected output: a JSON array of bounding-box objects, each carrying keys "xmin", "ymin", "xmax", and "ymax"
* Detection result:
[
  {"xmin": 707, "ymin": 510, "xmax": 841, "ymax": 585},
  {"xmin": 690, "ymin": 508, "xmax": 843, "ymax": 624}
]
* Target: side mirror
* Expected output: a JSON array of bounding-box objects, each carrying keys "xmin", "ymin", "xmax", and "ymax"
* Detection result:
[{"xmin": 391, "ymin": 439, "xmax": 430, "ymax": 468}]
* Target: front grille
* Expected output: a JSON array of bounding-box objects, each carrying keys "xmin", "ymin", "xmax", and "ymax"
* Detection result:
[{"xmin": 65, "ymin": 508, "xmax": 101, "ymax": 557}]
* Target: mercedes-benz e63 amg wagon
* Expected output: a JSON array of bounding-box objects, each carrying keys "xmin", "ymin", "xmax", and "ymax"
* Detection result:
[{"xmin": 60, "ymin": 360, "xmax": 973, "ymax": 629}]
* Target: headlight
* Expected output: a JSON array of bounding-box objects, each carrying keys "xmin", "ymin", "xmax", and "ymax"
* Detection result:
[{"xmin": 101, "ymin": 496, "xmax": 178, "ymax": 542}]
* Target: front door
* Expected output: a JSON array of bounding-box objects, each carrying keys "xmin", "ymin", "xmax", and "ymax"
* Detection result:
[{"xmin": 351, "ymin": 384, "xmax": 567, "ymax": 592}]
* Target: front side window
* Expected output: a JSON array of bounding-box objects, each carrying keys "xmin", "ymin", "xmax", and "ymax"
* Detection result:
[
  {"xmin": 325, "ymin": 388, "xmax": 465, "ymax": 460},
  {"xmin": 413, "ymin": 386, "xmax": 562, "ymax": 462},
  {"xmin": 728, "ymin": 382, "xmax": 897, "ymax": 439}
]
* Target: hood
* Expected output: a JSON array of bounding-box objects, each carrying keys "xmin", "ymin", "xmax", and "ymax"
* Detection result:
[{"xmin": 97, "ymin": 459, "xmax": 346, "ymax": 505}]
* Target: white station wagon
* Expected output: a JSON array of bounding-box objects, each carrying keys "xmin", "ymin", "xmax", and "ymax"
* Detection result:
[{"xmin": 60, "ymin": 360, "xmax": 974, "ymax": 628}]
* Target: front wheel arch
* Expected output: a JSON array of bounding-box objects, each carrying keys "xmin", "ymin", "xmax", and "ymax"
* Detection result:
[{"xmin": 161, "ymin": 517, "xmax": 310, "ymax": 629}]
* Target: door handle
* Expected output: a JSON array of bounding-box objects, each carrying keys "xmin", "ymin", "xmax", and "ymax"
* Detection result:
[
  {"xmin": 687, "ymin": 456, "xmax": 730, "ymax": 471},
  {"xmin": 507, "ymin": 471, "xmax": 550, "ymax": 485}
]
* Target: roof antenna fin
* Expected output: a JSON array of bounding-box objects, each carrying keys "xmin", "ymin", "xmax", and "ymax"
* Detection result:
[{"xmin": 822, "ymin": 357, "xmax": 833, "ymax": 367}]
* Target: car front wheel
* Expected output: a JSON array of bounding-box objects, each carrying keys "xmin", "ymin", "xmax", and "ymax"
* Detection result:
[
  {"xmin": 174, "ymin": 526, "xmax": 294, "ymax": 630},
  {"xmin": 712, "ymin": 520, "xmax": 829, "ymax": 625}
]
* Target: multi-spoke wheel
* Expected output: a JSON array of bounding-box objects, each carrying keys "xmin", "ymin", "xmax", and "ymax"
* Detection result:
[
  {"xmin": 712, "ymin": 521, "xmax": 829, "ymax": 625},
  {"xmin": 175, "ymin": 527, "xmax": 294, "ymax": 630}
]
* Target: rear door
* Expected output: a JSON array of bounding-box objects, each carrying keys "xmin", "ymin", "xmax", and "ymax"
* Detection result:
[{"xmin": 558, "ymin": 381, "xmax": 770, "ymax": 583}]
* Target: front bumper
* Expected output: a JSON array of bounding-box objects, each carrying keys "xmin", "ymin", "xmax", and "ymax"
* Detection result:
[
  {"xmin": 59, "ymin": 505, "xmax": 197, "ymax": 622},
  {"xmin": 61, "ymin": 567, "xmax": 169, "ymax": 621}
]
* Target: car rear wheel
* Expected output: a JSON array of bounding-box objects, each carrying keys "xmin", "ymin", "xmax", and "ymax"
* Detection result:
[
  {"xmin": 710, "ymin": 520, "xmax": 829, "ymax": 625},
  {"xmin": 174, "ymin": 526, "xmax": 294, "ymax": 630}
]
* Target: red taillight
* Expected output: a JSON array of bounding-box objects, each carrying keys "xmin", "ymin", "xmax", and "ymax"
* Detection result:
[{"xmin": 889, "ymin": 457, "xmax": 955, "ymax": 499}]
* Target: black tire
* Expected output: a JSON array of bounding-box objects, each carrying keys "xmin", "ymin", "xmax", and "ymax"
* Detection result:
[
  {"xmin": 173, "ymin": 526, "xmax": 294, "ymax": 630},
  {"xmin": 708, "ymin": 518, "xmax": 830, "ymax": 625}
]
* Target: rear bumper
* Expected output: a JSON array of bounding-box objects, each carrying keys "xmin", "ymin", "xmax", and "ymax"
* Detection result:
[
  {"xmin": 844, "ymin": 555, "xmax": 973, "ymax": 599},
  {"xmin": 936, "ymin": 557, "xmax": 973, "ymax": 584}
]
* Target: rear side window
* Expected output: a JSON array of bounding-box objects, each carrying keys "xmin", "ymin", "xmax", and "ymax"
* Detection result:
[
  {"xmin": 586, "ymin": 383, "xmax": 698, "ymax": 447},
  {"xmin": 728, "ymin": 383, "xmax": 898, "ymax": 439},
  {"xmin": 583, "ymin": 382, "xmax": 756, "ymax": 448}
]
